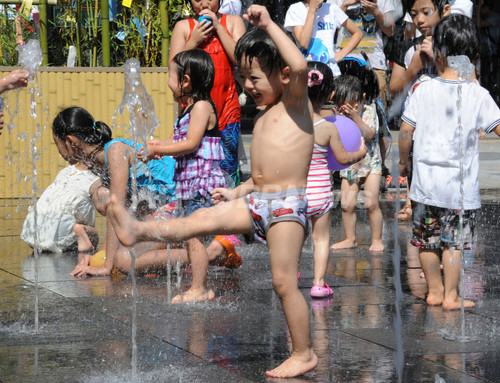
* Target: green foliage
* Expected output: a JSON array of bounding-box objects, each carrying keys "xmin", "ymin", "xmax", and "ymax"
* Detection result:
[{"xmin": 0, "ymin": 10, "xmax": 35, "ymax": 66}]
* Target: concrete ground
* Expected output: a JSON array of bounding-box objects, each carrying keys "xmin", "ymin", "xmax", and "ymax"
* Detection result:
[{"xmin": 0, "ymin": 132, "xmax": 499, "ymax": 383}]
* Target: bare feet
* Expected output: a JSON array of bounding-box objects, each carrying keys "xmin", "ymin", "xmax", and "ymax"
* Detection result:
[
  {"xmin": 106, "ymin": 195, "xmax": 140, "ymax": 247},
  {"xmin": 331, "ymin": 239, "xmax": 357, "ymax": 250},
  {"xmin": 369, "ymin": 240, "xmax": 384, "ymax": 252},
  {"xmin": 171, "ymin": 288, "xmax": 215, "ymax": 304},
  {"xmin": 74, "ymin": 224, "xmax": 95, "ymax": 252},
  {"xmin": 426, "ymin": 292, "xmax": 444, "ymax": 306},
  {"xmin": 443, "ymin": 297, "xmax": 475, "ymax": 310},
  {"xmin": 265, "ymin": 350, "xmax": 318, "ymax": 378}
]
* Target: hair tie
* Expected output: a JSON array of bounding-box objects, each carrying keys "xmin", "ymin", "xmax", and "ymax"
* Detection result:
[
  {"xmin": 92, "ymin": 120, "xmax": 99, "ymax": 132},
  {"xmin": 308, "ymin": 70, "xmax": 324, "ymax": 87}
]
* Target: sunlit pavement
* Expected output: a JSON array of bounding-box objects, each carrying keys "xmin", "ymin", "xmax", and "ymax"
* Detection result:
[{"xmin": 0, "ymin": 132, "xmax": 499, "ymax": 382}]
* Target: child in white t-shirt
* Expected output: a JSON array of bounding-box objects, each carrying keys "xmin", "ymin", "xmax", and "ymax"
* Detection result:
[
  {"xmin": 21, "ymin": 163, "xmax": 105, "ymax": 253},
  {"xmin": 284, "ymin": 0, "xmax": 362, "ymax": 76},
  {"xmin": 399, "ymin": 14, "xmax": 500, "ymax": 310}
]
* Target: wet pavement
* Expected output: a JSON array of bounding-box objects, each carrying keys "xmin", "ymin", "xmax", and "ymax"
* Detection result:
[{"xmin": 1, "ymin": 135, "xmax": 500, "ymax": 382}]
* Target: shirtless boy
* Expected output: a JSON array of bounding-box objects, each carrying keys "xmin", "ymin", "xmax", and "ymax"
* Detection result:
[{"xmin": 107, "ymin": 5, "xmax": 318, "ymax": 379}]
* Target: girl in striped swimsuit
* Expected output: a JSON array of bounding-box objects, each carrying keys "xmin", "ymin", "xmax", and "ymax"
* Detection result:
[{"xmin": 306, "ymin": 62, "xmax": 367, "ymax": 298}]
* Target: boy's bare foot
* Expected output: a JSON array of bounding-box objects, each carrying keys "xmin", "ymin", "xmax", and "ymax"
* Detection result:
[
  {"xmin": 107, "ymin": 196, "xmax": 140, "ymax": 247},
  {"xmin": 442, "ymin": 297, "xmax": 475, "ymax": 310},
  {"xmin": 369, "ymin": 240, "xmax": 384, "ymax": 252},
  {"xmin": 265, "ymin": 351, "xmax": 318, "ymax": 378},
  {"xmin": 171, "ymin": 288, "xmax": 215, "ymax": 304},
  {"xmin": 331, "ymin": 239, "xmax": 357, "ymax": 250}
]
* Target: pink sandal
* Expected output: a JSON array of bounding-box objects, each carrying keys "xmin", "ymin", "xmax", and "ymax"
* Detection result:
[{"xmin": 310, "ymin": 283, "xmax": 333, "ymax": 298}]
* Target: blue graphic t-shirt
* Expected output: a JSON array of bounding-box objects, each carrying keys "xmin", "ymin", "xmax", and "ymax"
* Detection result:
[{"xmin": 285, "ymin": 2, "xmax": 347, "ymax": 76}]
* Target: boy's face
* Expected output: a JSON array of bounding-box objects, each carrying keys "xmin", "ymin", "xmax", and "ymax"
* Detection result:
[
  {"xmin": 410, "ymin": 0, "xmax": 447, "ymax": 36},
  {"xmin": 238, "ymin": 56, "xmax": 285, "ymax": 107}
]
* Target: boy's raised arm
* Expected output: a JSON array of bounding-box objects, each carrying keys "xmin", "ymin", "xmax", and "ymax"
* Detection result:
[{"xmin": 243, "ymin": 5, "xmax": 308, "ymax": 105}]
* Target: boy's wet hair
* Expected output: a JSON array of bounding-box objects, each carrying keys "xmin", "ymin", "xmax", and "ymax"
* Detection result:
[
  {"xmin": 338, "ymin": 59, "xmax": 379, "ymax": 104},
  {"xmin": 307, "ymin": 61, "xmax": 334, "ymax": 107},
  {"xmin": 53, "ymin": 106, "xmax": 112, "ymax": 147},
  {"xmin": 235, "ymin": 27, "xmax": 286, "ymax": 76},
  {"xmin": 331, "ymin": 75, "xmax": 363, "ymax": 108},
  {"xmin": 172, "ymin": 49, "xmax": 215, "ymax": 103},
  {"xmin": 433, "ymin": 14, "xmax": 479, "ymax": 62},
  {"xmin": 404, "ymin": 0, "xmax": 449, "ymax": 16}
]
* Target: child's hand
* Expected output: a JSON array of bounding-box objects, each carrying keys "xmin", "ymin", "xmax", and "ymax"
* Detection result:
[
  {"xmin": 70, "ymin": 264, "xmax": 109, "ymax": 277},
  {"xmin": 199, "ymin": 9, "xmax": 220, "ymax": 30},
  {"xmin": 139, "ymin": 140, "xmax": 162, "ymax": 162},
  {"xmin": 210, "ymin": 187, "xmax": 236, "ymax": 204},
  {"xmin": 243, "ymin": 5, "xmax": 272, "ymax": 29},
  {"xmin": 360, "ymin": 0, "xmax": 377, "ymax": 15},
  {"xmin": 339, "ymin": 101, "xmax": 360, "ymax": 119},
  {"xmin": 419, "ymin": 36, "xmax": 435, "ymax": 62},
  {"xmin": 190, "ymin": 15, "xmax": 215, "ymax": 46},
  {"xmin": 0, "ymin": 69, "xmax": 29, "ymax": 93}
]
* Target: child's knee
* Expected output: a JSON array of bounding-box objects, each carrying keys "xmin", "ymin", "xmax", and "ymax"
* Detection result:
[{"xmin": 271, "ymin": 273, "xmax": 296, "ymax": 297}]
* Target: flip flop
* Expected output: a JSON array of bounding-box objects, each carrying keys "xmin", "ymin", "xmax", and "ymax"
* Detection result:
[{"xmin": 214, "ymin": 235, "xmax": 243, "ymax": 269}]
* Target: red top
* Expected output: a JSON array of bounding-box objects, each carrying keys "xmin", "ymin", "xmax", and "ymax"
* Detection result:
[{"xmin": 188, "ymin": 14, "xmax": 241, "ymax": 130}]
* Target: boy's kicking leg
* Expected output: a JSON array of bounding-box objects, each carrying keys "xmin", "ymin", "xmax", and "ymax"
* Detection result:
[
  {"xmin": 265, "ymin": 221, "xmax": 318, "ymax": 378},
  {"xmin": 441, "ymin": 248, "xmax": 475, "ymax": 310},
  {"xmin": 107, "ymin": 194, "xmax": 251, "ymax": 246}
]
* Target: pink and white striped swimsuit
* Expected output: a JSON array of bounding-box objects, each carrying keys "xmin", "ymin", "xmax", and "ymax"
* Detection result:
[{"xmin": 306, "ymin": 119, "xmax": 334, "ymax": 218}]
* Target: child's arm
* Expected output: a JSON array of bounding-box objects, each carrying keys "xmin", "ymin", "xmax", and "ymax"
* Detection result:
[
  {"xmin": 244, "ymin": 5, "xmax": 308, "ymax": 106},
  {"xmin": 140, "ymin": 101, "xmax": 213, "ymax": 161},
  {"xmin": 398, "ymin": 121, "xmax": 415, "ymax": 177},
  {"xmin": 360, "ymin": 0, "xmax": 394, "ymax": 37},
  {"xmin": 335, "ymin": 18, "xmax": 362, "ymax": 62},
  {"xmin": 211, "ymin": 178, "xmax": 255, "ymax": 204},
  {"xmin": 291, "ymin": 0, "xmax": 324, "ymax": 50},
  {"xmin": 199, "ymin": 10, "xmax": 246, "ymax": 65},
  {"xmin": 329, "ymin": 124, "xmax": 367, "ymax": 165},
  {"xmin": 89, "ymin": 180, "xmax": 109, "ymax": 216},
  {"xmin": 389, "ymin": 39, "xmax": 432, "ymax": 98},
  {"xmin": 169, "ymin": 20, "xmax": 208, "ymax": 64},
  {"xmin": 0, "ymin": 69, "xmax": 29, "ymax": 94},
  {"xmin": 339, "ymin": 102, "xmax": 376, "ymax": 141}
]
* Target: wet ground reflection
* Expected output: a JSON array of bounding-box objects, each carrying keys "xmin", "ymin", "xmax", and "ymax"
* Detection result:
[{"xmin": 0, "ymin": 198, "xmax": 499, "ymax": 382}]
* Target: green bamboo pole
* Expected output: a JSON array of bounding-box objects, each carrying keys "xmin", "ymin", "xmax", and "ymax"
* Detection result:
[
  {"xmin": 76, "ymin": 0, "xmax": 82, "ymax": 66},
  {"xmin": 101, "ymin": 0, "xmax": 110, "ymax": 66},
  {"xmin": 159, "ymin": 0, "xmax": 169, "ymax": 66},
  {"xmin": 39, "ymin": 0, "xmax": 48, "ymax": 65}
]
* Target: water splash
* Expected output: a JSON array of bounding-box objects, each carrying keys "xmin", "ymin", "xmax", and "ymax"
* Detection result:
[
  {"xmin": 17, "ymin": 39, "xmax": 43, "ymax": 333},
  {"xmin": 450, "ymin": 54, "xmax": 471, "ymax": 342},
  {"xmin": 17, "ymin": 39, "xmax": 43, "ymax": 119},
  {"xmin": 448, "ymin": 55, "xmax": 474, "ymax": 82},
  {"xmin": 114, "ymin": 58, "xmax": 159, "ymax": 146}
]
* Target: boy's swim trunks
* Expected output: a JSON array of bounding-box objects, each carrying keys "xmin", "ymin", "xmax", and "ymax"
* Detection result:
[{"xmin": 244, "ymin": 188, "xmax": 308, "ymax": 244}]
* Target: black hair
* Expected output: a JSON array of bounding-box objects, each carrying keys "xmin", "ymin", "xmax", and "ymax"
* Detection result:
[
  {"xmin": 172, "ymin": 49, "xmax": 215, "ymax": 103},
  {"xmin": 235, "ymin": 27, "xmax": 286, "ymax": 76},
  {"xmin": 404, "ymin": 0, "xmax": 449, "ymax": 16},
  {"xmin": 338, "ymin": 59, "xmax": 379, "ymax": 104},
  {"xmin": 307, "ymin": 61, "xmax": 334, "ymax": 107},
  {"xmin": 433, "ymin": 14, "xmax": 480, "ymax": 62},
  {"xmin": 52, "ymin": 107, "xmax": 112, "ymax": 147},
  {"xmin": 331, "ymin": 75, "xmax": 363, "ymax": 108}
]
